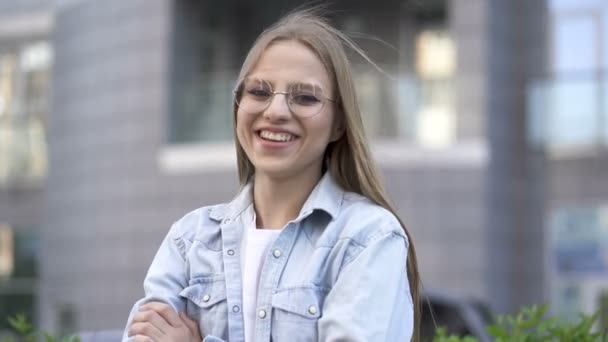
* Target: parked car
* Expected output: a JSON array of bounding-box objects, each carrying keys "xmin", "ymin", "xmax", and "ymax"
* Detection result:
[{"xmin": 421, "ymin": 289, "xmax": 494, "ymax": 341}]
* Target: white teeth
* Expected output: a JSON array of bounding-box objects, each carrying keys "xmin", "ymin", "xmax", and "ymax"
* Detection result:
[{"xmin": 259, "ymin": 130, "xmax": 295, "ymax": 142}]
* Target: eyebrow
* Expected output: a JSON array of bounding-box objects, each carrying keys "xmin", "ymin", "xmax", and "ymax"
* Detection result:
[
  {"xmin": 248, "ymin": 76, "xmax": 328, "ymax": 92},
  {"xmin": 287, "ymin": 81, "xmax": 324, "ymax": 92}
]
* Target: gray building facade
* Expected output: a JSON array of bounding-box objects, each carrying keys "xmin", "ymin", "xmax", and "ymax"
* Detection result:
[{"xmin": 1, "ymin": 0, "xmax": 605, "ymax": 336}]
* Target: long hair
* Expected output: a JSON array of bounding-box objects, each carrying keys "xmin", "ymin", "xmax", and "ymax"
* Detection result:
[{"xmin": 232, "ymin": 9, "xmax": 422, "ymax": 341}]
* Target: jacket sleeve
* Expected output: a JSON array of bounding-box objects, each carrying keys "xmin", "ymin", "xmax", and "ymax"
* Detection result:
[
  {"xmin": 318, "ymin": 232, "xmax": 414, "ymax": 341},
  {"xmin": 121, "ymin": 222, "xmax": 191, "ymax": 341}
]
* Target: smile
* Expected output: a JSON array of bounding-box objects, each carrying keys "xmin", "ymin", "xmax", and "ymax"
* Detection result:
[{"xmin": 258, "ymin": 130, "xmax": 297, "ymax": 142}]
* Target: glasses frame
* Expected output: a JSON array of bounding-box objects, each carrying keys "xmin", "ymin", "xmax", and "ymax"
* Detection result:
[{"xmin": 233, "ymin": 78, "xmax": 337, "ymax": 118}]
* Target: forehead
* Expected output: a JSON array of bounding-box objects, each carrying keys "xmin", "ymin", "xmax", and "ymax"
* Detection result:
[{"xmin": 248, "ymin": 40, "xmax": 333, "ymax": 91}]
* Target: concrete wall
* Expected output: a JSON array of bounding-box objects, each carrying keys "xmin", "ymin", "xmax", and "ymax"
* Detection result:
[
  {"xmin": 385, "ymin": 164, "xmax": 486, "ymax": 296},
  {"xmin": 43, "ymin": 0, "xmax": 173, "ymax": 331},
  {"xmin": 0, "ymin": 0, "xmax": 48, "ymax": 16},
  {"xmin": 485, "ymin": 0, "xmax": 549, "ymax": 313},
  {"xmin": 549, "ymin": 153, "xmax": 608, "ymax": 205}
]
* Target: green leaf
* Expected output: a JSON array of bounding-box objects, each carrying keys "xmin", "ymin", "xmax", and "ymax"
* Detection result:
[
  {"xmin": 576, "ymin": 312, "xmax": 598, "ymax": 333},
  {"xmin": 42, "ymin": 331, "xmax": 58, "ymax": 342},
  {"xmin": 487, "ymin": 324, "xmax": 508, "ymax": 338},
  {"xmin": 7, "ymin": 313, "xmax": 33, "ymax": 335},
  {"xmin": 64, "ymin": 335, "xmax": 81, "ymax": 342}
]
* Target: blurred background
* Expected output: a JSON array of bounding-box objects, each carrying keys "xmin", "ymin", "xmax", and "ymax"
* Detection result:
[{"xmin": 0, "ymin": 0, "xmax": 607, "ymax": 338}]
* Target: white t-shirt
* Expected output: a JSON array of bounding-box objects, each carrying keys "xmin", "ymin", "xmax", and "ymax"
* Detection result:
[{"xmin": 240, "ymin": 205, "xmax": 281, "ymax": 342}]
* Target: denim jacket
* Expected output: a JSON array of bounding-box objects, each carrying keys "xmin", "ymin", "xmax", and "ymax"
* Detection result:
[{"xmin": 123, "ymin": 173, "xmax": 413, "ymax": 341}]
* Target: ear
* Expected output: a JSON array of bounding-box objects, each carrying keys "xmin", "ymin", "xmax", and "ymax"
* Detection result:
[{"xmin": 330, "ymin": 114, "xmax": 345, "ymax": 142}]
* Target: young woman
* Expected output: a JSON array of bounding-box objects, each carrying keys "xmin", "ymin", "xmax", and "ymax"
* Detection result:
[{"xmin": 124, "ymin": 9, "xmax": 421, "ymax": 342}]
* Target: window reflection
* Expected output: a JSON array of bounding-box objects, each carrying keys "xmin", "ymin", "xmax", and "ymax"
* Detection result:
[
  {"xmin": 169, "ymin": 1, "xmax": 456, "ymax": 146},
  {"xmin": 528, "ymin": 1, "xmax": 608, "ymax": 152},
  {"xmin": 0, "ymin": 41, "xmax": 51, "ymax": 188}
]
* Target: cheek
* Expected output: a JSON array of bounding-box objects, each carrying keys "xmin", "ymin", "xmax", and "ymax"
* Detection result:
[
  {"xmin": 304, "ymin": 115, "xmax": 335, "ymax": 151},
  {"xmin": 235, "ymin": 111, "xmax": 250, "ymax": 145},
  {"xmin": 318, "ymin": 110, "xmax": 337, "ymax": 140}
]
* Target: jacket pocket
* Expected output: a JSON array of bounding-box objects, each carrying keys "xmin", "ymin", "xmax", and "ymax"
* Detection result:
[
  {"xmin": 270, "ymin": 286, "xmax": 327, "ymax": 342},
  {"xmin": 179, "ymin": 275, "xmax": 228, "ymax": 340}
]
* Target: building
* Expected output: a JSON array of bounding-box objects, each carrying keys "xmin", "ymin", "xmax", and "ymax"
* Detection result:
[{"xmin": 0, "ymin": 0, "xmax": 606, "ymax": 335}]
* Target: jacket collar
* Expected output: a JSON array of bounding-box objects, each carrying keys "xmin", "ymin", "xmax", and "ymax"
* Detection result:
[{"xmin": 209, "ymin": 172, "xmax": 344, "ymax": 223}]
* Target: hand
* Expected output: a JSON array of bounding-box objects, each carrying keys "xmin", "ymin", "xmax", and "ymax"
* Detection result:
[{"xmin": 128, "ymin": 302, "xmax": 202, "ymax": 342}]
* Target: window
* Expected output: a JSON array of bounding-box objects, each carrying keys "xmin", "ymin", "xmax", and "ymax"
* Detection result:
[
  {"xmin": 0, "ymin": 224, "xmax": 39, "ymax": 332},
  {"xmin": 168, "ymin": 0, "xmax": 454, "ymax": 147},
  {"xmin": 413, "ymin": 29, "xmax": 456, "ymax": 147},
  {"xmin": 529, "ymin": 1, "xmax": 608, "ymax": 152},
  {"xmin": 0, "ymin": 41, "xmax": 51, "ymax": 187}
]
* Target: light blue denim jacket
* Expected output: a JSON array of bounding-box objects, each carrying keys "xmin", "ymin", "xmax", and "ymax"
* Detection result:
[{"xmin": 123, "ymin": 173, "xmax": 413, "ymax": 341}]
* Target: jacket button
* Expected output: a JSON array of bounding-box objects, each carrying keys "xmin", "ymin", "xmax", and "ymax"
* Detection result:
[
  {"xmin": 258, "ymin": 309, "xmax": 267, "ymax": 319},
  {"xmin": 232, "ymin": 305, "xmax": 240, "ymax": 313},
  {"xmin": 272, "ymin": 249, "xmax": 282, "ymax": 258},
  {"xmin": 227, "ymin": 249, "xmax": 235, "ymax": 256},
  {"xmin": 202, "ymin": 294, "xmax": 210, "ymax": 302},
  {"xmin": 308, "ymin": 306, "xmax": 317, "ymax": 315}
]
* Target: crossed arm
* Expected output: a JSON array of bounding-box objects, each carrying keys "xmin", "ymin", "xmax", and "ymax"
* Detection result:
[
  {"xmin": 124, "ymin": 222, "xmax": 413, "ymax": 341},
  {"xmin": 126, "ymin": 302, "xmax": 201, "ymax": 342}
]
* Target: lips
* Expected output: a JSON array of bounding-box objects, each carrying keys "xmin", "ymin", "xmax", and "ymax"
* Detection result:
[
  {"xmin": 259, "ymin": 130, "xmax": 296, "ymax": 142},
  {"xmin": 255, "ymin": 127, "xmax": 300, "ymax": 143}
]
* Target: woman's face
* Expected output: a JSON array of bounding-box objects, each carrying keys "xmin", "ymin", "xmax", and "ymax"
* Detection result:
[{"xmin": 236, "ymin": 40, "xmax": 339, "ymax": 180}]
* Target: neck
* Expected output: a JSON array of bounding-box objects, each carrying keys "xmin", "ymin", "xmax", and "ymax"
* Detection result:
[{"xmin": 253, "ymin": 168, "xmax": 322, "ymax": 229}]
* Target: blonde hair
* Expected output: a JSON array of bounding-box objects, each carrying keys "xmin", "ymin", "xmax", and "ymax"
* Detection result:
[{"xmin": 232, "ymin": 9, "xmax": 421, "ymax": 340}]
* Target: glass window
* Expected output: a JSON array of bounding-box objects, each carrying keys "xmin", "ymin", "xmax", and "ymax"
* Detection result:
[
  {"xmin": 529, "ymin": 2, "xmax": 608, "ymax": 151},
  {"xmin": 553, "ymin": 14, "xmax": 599, "ymax": 72},
  {"xmin": 549, "ymin": 78, "xmax": 600, "ymax": 146},
  {"xmin": 168, "ymin": 0, "xmax": 299, "ymax": 143},
  {"xmin": 168, "ymin": 0, "xmax": 454, "ymax": 146},
  {"xmin": 528, "ymin": 77, "xmax": 603, "ymax": 149},
  {"xmin": 0, "ymin": 224, "xmax": 38, "ymax": 332},
  {"xmin": 413, "ymin": 29, "xmax": 455, "ymax": 147},
  {"xmin": 0, "ymin": 41, "xmax": 51, "ymax": 188}
]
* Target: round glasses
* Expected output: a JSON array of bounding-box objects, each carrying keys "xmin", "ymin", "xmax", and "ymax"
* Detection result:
[{"xmin": 234, "ymin": 77, "xmax": 336, "ymax": 118}]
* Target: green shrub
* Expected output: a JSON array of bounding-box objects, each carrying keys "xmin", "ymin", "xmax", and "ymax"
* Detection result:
[
  {"xmin": 2, "ymin": 305, "xmax": 607, "ymax": 341},
  {"xmin": 433, "ymin": 304, "xmax": 607, "ymax": 342},
  {"xmin": 1, "ymin": 314, "xmax": 80, "ymax": 342}
]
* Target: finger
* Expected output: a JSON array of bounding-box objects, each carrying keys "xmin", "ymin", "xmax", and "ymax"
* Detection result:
[
  {"xmin": 132, "ymin": 310, "xmax": 171, "ymax": 334},
  {"xmin": 128, "ymin": 322, "xmax": 163, "ymax": 341},
  {"xmin": 131, "ymin": 335, "xmax": 155, "ymax": 342},
  {"xmin": 140, "ymin": 302, "xmax": 183, "ymax": 328},
  {"xmin": 180, "ymin": 312, "xmax": 202, "ymax": 338}
]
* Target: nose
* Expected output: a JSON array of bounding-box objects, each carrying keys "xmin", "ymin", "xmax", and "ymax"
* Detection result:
[{"xmin": 263, "ymin": 92, "xmax": 291, "ymax": 121}]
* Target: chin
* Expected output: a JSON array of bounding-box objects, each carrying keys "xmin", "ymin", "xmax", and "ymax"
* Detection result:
[
  {"xmin": 253, "ymin": 163, "xmax": 297, "ymax": 179},
  {"xmin": 252, "ymin": 156, "xmax": 324, "ymax": 181}
]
